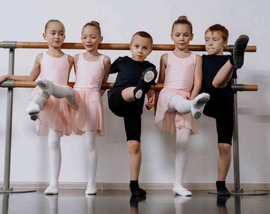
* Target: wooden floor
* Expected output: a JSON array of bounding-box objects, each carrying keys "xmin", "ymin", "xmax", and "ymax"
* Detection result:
[{"xmin": 0, "ymin": 189, "xmax": 269, "ymax": 214}]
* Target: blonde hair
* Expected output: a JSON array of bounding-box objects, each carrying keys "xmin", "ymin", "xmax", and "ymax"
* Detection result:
[
  {"xmin": 171, "ymin": 16, "xmax": 193, "ymax": 34},
  {"xmin": 44, "ymin": 19, "xmax": 65, "ymax": 32},
  {"xmin": 82, "ymin": 21, "xmax": 101, "ymax": 36}
]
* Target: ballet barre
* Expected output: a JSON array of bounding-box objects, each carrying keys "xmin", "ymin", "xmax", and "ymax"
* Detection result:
[
  {"xmin": 0, "ymin": 41, "xmax": 259, "ymax": 195},
  {"xmin": 0, "ymin": 41, "xmax": 257, "ymax": 52},
  {"xmin": 0, "ymin": 81, "xmax": 258, "ymax": 92}
]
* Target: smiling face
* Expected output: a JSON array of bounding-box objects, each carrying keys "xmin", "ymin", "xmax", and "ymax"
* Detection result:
[
  {"xmin": 130, "ymin": 34, "xmax": 152, "ymax": 62},
  {"xmin": 81, "ymin": 25, "xmax": 103, "ymax": 52},
  {"xmin": 43, "ymin": 20, "xmax": 66, "ymax": 48},
  {"xmin": 204, "ymin": 31, "xmax": 227, "ymax": 55}
]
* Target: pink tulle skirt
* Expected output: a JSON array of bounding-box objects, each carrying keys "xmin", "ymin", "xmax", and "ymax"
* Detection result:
[
  {"xmin": 71, "ymin": 88, "xmax": 104, "ymax": 136},
  {"xmin": 155, "ymin": 87, "xmax": 198, "ymax": 135},
  {"xmin": 30, "ymin": 87, "xmax": 72, "ymax": 136}
]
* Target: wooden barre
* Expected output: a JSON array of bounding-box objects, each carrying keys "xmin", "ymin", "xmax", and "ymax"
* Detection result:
[
  {"xmin": 0, "ymin": 80, "xmax": 258, "ymax": 91},
  {"xmin": 0, "ymin": 41, "xmax": 257, "ymax": 52}
]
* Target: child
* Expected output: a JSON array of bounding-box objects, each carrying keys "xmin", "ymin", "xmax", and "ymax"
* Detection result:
[
  {"xmin": 107, "ymin": 31, "xmax": 158, "ymax": 196},
  {"xmin": 36, "ymin": 21, "xmax": 111, "ymax": 195},
  {"xmin": 201, "ymin": 24, "xmax": 249, "ymax": 196},
  {"xmin": 155, "ymin": 16, "xmax": 210, "ymax": 196},
  {"xmin": 0, "ymin": 19, "xmax": 76, "ymax": 195},
  {"xmin": 72, "ymin": 21, "xmax": 110, "ymax": 195}
]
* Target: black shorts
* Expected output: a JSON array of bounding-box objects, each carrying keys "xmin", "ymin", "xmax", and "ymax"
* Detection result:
[
  {"xmin": 108, "ymin": 89, "xmax": 142, "ymax": 142},
  {"xmin": 203, "ymin": 84, "xmax": 234, "ymax": 145},
  {"xmin": 215, "ymin": 110, "xmax": 234, "ymax": 145}
]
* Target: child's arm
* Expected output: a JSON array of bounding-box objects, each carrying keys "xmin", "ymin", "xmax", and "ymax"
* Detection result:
[
  {"xmin": 145, "ymin": 89, "xmax": 155, "ymax": 110},
  {"xmin": 0, "ymin": 53, "xmax": 42, "ymax": 83},
  {"xmin": 152, "ymin": 53, "xmax": 167, "ymax": 113},
  {"xmin": 100, "ymin": 55, "xmax": 111, "ymax": 96},
  {"xmin": 67, "ymin": 55, "xmax": 74, "ymax": 77},
  {"xmin": 190, "ymin": 55, "xmax": 203, "ymax": 100}
]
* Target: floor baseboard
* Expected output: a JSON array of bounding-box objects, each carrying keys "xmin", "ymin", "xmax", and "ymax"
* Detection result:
[{"xmin": 1, "ymin": 182, "xmax": 270, "ymax": 191}]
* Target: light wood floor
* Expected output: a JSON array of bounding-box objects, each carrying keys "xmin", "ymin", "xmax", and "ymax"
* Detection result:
[{"xmin": 1, "ymin": 189, "xmax": 269, "ymax": 214}]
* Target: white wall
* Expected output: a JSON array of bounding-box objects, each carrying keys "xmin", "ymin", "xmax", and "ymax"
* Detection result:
[{"xmin": 1, "ymin": 0, "xmax": 270, "ymax": 187}]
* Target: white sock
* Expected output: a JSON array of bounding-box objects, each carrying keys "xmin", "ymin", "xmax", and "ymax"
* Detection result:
[
  {"xmin": 45, "ymin": 129, "xmax": 62, "ymax": 195},
  {"xmin": 85, "ymin": 131, "xmax": 98, "ymax": 195}
]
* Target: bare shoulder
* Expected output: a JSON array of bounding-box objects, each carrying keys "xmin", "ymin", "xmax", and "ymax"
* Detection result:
[
  {"xmin": 67, "ymin": 54, "xmax": 74, "ymax": 64},
  {"xmin": 103, "ymin": 55, "xmax": 111, "ymax": 64},
  {"xmin": 35, "ymin": 52, "xmax": 43, "ymax": 63},
  {"xmin": 195, "ymin": 54, "xmax": 202, "ymax": 62}
]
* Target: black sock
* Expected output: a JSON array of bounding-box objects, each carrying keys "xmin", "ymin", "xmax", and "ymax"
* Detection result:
[
  {"xmin": 216, "ymin": 181, "xmax": 231, "ymax": 196},
  {"xmin": 129, "ymin": 180, "xmax": 147, "ymax": 196}
]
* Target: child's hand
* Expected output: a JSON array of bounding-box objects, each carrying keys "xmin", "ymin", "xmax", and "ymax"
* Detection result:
[
  {"xmin": 0, "ymin": 75, "xmax": 8, "ymax": 84},
  {"xmin": 145, "ymin": 96, "xmax": 155, "ymax": 110}
]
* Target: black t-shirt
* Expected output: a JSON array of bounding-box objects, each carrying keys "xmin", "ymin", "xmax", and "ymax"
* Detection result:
[
  {"xmin": 108, "ymin": 56, "xmax": 155, "ymax": 94},
  {"xmin": 202, "ymin": 54, "xmax": 236, "ymax": 91},
  {"xmin": 201, "ymin": 54, "xmax": 236, "ymax": 118}
]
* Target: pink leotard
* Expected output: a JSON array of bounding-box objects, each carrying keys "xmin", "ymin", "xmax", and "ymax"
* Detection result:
[
  {"xmin": 155, "ymin": 52, "xmax": 198, "ymax": 135},
  {"xmin": 31, "ymin": 52, "xmax": 72, "ymax": 136},
  {"xmin": 72, "ymin": 53, "xmax": 107, "ymax": 136}
]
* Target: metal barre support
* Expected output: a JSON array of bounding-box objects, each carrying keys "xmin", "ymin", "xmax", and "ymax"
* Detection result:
[{"xmin": 0, "ymin": 48, "xmax": 36, "ymax": 194}]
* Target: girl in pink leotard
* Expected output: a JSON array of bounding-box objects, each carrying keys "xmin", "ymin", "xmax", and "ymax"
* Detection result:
[
  {"xmin": 155, "ymin": 16, "xmax": 209, "ymax": 197},
  {"xmin": 0, "ymin": 19, "xmax": 77, "ymax": 195}
]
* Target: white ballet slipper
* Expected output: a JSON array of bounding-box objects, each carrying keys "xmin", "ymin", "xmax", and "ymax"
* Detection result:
[
  {"xmin": 36, "ymin": 78, "xmax": 54, "ymax": 99},
  {"xmin": 191, "ymin": 93, "xmax": 210, "ymax": 119},
  {"xmin": 173, "ymin": 186, "xmax": 192, "ymax": 197},
  {"xmin": 26, "ymin": 101, "xmax": 40, "ymax": 121},
  {"xmin": 85, "ymin": 185, "xmax": 97, "ymax": 195},
  {"xmin": 44, "ymin": 186, "xmax": 58, "ymax": 195}
]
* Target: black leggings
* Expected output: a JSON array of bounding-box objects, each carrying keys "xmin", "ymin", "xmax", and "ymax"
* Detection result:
[{"xmin": 108, "ymin": 89, "xmax": 142, "ymax": 142}]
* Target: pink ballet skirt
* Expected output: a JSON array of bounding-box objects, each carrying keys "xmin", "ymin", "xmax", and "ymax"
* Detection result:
[
  {"xmin": 31, "ymin": 87, "xmax": 72, "ymax": 136},
  {"xmin": 155, "ymin": 87, "xmax": 198, "ymax": 135},
  {"xmin": 71, "ymin": 88, "xmax": 104, "ymax": 136}
]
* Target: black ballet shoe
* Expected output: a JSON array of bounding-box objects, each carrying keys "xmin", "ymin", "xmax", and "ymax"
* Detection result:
[
  {"xmin": 133, "ymin": 67, "xmax": 157, "ymax": 99},
  {"xmin": 232, "ymin": 35, "xmax": 249, "ymax": 69}
]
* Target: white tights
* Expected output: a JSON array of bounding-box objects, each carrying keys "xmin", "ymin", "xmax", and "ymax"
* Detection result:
[
  {"xmin": 44, "ymin": 130, "xmax": 98, "ymax": 195},
  {"xmin": 169, "ymin": 93, "xmax": 210, "ymax": 119},
  {"xmin": 169, "ymin": 95, "xmax": 192, "ymax": 114},
  {"xmin": 173, "ymin": 128, "xmax": 192, "ymax": 196},
  {"xmin": 84, "ymin": 131, "xmax": 98, "ymax": 195},
  {"xmin": 44, "ymin": 129, "xmax": 62, "ymax": 195},
  {"xmin": 37, "ymin": 78, "xmax": 78, "ymax": 110}
]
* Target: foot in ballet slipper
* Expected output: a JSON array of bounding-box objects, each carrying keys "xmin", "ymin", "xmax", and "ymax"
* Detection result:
[
  {"xmin": 36, "ymin": 78, "xmax": 54, "ymax": 99},
  {"xmin": 173, "ymin": 186, "xmax": 192, "ymax": 197},
  {"xmin": 44, "ymin": 185, "xmax": 58, "ymax": 195},
  {"xmin": 191, "ymin": 93, "xmax": 210, "ymax": 119},
  {"xmin": 26, "ymin": 101, "xmax": 40, "ymax": 121},
  {"xmin": 232, "ymin": 35, "xmax": 249, "ymax": 69},
  {"xmin": 85, "ymin": 185, "xmax": 97, "ymax": 195}
]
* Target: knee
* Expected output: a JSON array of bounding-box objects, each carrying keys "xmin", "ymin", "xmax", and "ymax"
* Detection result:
[
  {"xmin": 176, "ymin": 140, "xmax": 189, "ymax": 150},
  {"xmin": 218, "ymin": 143, "xmax": 231, "ymax": 155},
  {"xmin": 128, "ymin": 140, "xmax": 141, "ymax": 154}
]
